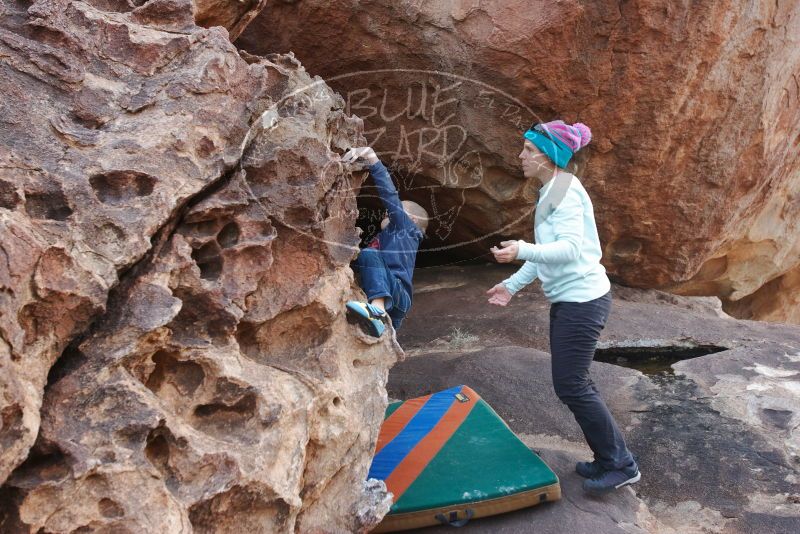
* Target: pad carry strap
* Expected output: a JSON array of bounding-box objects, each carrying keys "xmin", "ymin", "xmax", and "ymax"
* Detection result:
[{"xmin": 435, "ymin": 509, "xmax": 474, "ymax": 527}]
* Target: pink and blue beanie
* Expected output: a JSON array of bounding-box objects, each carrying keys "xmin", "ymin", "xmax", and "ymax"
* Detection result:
[{"xmin": 523, "ymin": 120, "xmax": 592, "ymax": 168}]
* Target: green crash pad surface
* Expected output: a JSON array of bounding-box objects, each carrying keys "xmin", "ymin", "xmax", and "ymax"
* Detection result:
[{"xmin": 369, "ymin": 385, "xmax": 559, "ymax": 527}]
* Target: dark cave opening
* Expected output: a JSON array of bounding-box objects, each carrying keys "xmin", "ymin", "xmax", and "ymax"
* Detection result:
[{"xmin": 353, "ymin": 174, "xmax": 516, "ymax": 268}]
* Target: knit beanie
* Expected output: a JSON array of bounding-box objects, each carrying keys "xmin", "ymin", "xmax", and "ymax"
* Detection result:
[{"xmin": 523, "ymin": 120, "xmax": 592, "ymax": 168}]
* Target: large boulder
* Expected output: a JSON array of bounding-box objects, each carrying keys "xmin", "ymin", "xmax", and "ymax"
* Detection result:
[
  {"xmin": 237, "ymin": 0, "xmax": 800, "ymax": 323},
  {"xmin": 0, "ymin": 0, "xmax": 399, "ymax": 531},
  {"xmin": 1, "ymin": 0, "xmax": 263, "ymax": 486}
]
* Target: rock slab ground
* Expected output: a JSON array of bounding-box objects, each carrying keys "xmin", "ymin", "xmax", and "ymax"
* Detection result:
[{"xmin": 388, "ymin": 263, "xmax": 800, "ymax": 533}]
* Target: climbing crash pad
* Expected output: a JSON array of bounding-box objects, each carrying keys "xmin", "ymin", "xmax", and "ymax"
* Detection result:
[{"xmin": 369, "ymin": 385, "xmax": 561, "ymax": 532}]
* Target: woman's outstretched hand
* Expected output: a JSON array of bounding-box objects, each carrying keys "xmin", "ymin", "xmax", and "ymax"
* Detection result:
[
  {"xmin": 490, "ymin": 240, "xmax": 520, "ymax": 263},
  {"xmin": 342, "ymin": 147, "xmax": 379, "ymax": 165},
  {"xmin": 486, "ymin": 283, "xmax": 513, "ymax": 306}
]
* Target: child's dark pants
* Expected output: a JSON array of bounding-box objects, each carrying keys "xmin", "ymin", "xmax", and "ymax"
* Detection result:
[
  {"xmin": 549, "ymin": 291, "xmax": 636, "ymax": 471},
  {"xmin": 353, "ymin": 248, "xmax": 411, "ymax": 330}
]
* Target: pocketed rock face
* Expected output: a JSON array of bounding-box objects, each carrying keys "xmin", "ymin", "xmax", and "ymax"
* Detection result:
[
  {"xmin": 1, "ymin": 0, "xmax": 400, "ymax": 531},
  {"xmin": 2, "ymin": 100, "xmax": 400, "ymax": 531},
  {"xmin": 237, "ymin": 0, "xmax": 800, "ymax": 323},
  {"xmin": 0, "ymin": 0, "xmax": 268, "ymax": 486}
]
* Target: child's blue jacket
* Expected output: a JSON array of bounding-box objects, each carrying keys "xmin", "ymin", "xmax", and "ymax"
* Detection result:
[{"xmin": 367, "ymin": 161, "xmax": 424, "ymax": 300}]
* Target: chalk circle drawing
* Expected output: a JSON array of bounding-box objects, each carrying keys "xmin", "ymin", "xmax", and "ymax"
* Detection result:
[{"xmin": 236, "ymin": 69, "xmax": 557, "ymax": 255}]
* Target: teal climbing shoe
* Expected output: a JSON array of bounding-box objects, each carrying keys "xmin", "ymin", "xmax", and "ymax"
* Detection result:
[{"xmin": 346, "ymin": 301, "xmax": 387, "ymax": 337}]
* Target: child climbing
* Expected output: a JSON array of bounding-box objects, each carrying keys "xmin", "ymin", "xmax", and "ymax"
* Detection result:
[{"xmin": 342, "ymin": 147, "xmax": 428, "ymax": 337}]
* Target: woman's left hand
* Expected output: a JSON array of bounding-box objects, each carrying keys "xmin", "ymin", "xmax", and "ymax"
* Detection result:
[
  {"xmin": 486, "ymin": 283, "xmax": 513, "ymax": 306},
  {"xmin": 490, "ymin": 240, "xmax": 520, "ymax": 263}
]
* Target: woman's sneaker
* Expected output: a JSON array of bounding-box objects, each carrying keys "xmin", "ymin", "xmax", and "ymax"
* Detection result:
[
  {"xmin": 345, "ymin": 301, "xmax": 387, "ymax": 337},
  {"xmin": 582, "ymin": 463, "xmax": 641, "ymax": 495},
  {"xmin": 575, "ymin": 460, "xmax": 605, "ymax": 479}
]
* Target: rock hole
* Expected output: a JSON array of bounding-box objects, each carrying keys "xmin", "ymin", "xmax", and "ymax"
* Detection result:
[
  {"xmin": 182, "ymin": 219, "xmax": 219, "ymax": 237},
  {"xmin": 24, "ymin": 190, "xmax": 72, "ymax": 220},
  {"xmin": 191, "ymin": 242, "xmax": 223, "ymax": 281},
  {"xmin": 97, "ymin": 223, "xmax": 125, "ymax": 250},
  {"xmin": 235, "ymin": 304, "xmax": 332, "ymax": 365},
  {"xmin": 98, "ymin": 498, "xmax": 124, "ymax": 519},
  {"xmin": 594, "ymin": 343, "xmax": 728, "ymax": 375},
  {"xmin": 188, "ymin": 486, "xmax": 291, "ymax": 533},
  {"xmin": 168, "ymin": 289, "xmax": 235, "ymax": 345},
  {"xmin": 144, "ymin": 426, "xmax": 179, "ymax": 490},
  {"xmin": 194, "ymin": 394, "xmax": 256, "ymax": 418},
  {"xmin": 191, "ymin": 379, "xmax": 260, "ymax": 440},
  {"xmin": 0, "ymin": 405, "xmax": 25, "ymax": 451},
  {"xmin": 332, "ymin": 397, "xmax": 342, "ymax": 407},
  {"xmin": 0, "ymin": 486, "xmax": 25, "ymax": 533},
  {"xmin": 760, "ymin": 408, "xmax": 793, "ymax": 430},
  {"xmin": 7, "ymin": 444, "xmax": 69, "ymax": 483},
  {"xmin": 0, "ymin": 179, "xmax": 20, "ymax": 210},
  {"xmin": 195, "ymin": 136, "xmax": 216, "ymax": 158},
  {"xmin": 84, "ymin": 473, "xmax": 104, "ymax": 485},
  {"xmin": 144, "ymin": 431, "xmax": 170, "ymax": 470},
  {"xmin": 46, "ymin": 344, "xmax": 88, "ymax": 387},
  {"xmin": 144, "ymin": 350, "xmax": 205, "ymax": 397},
  {"xmin": 89, "ymin": 170, "xmax": 156, "ymax": 205},
  {"xmin": 217, "ymin": 222, "xmax": 240, "ymax": 248}
]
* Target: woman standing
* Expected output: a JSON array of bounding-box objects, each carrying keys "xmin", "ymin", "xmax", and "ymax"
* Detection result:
[{"xmin": 486, "ymin": 120, "xmax": 640, "ymax": 495}]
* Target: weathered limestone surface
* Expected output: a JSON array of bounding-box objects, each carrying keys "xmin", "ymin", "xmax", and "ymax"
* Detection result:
[
  {"xmin": 237, "ymin": 0, "xmax": 800, "ymax": 323},
  {"xmin": 1, "ymin": 0, "xmax": 265, "ymax": 487},
  {"xmin": 1, "ymin": 0, "xmax": 399, "ymax": 531}
]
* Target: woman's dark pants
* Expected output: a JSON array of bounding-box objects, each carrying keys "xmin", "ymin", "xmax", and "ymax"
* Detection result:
[{"xmin": 549, "ymin": 291, "xmax": 635, "ymax": 471}]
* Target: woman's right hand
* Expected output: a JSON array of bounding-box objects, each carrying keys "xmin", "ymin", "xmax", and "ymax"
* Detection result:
[
  {"xmin": 490, "ymin": 240, "xmax": 520, "ymax": 263},
  {"xmin": 486, "ymin": 283, "xmax": 513, "ymax": 306}
]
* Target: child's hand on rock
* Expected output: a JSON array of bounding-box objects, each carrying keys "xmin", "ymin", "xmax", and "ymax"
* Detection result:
[
  {"xmin": 490, "ymin": 240, "xmax": 519, "ymax": 263},
  {"xmin": 486, "ymin": 283, "xmax": 512, "ymax": 306},
  {"xmin": 342, "ymin": 147, "xmax": 379, "ymax": 165}
]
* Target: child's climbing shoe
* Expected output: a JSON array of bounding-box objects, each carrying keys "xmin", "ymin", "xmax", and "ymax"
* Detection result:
[
  {"xmin": 345, "ymin": 301, "xmax": 387, "ymax": 337},
  {"xmin": 582, "ymin": 463, "xmax": 641, "ymax": 495}
]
